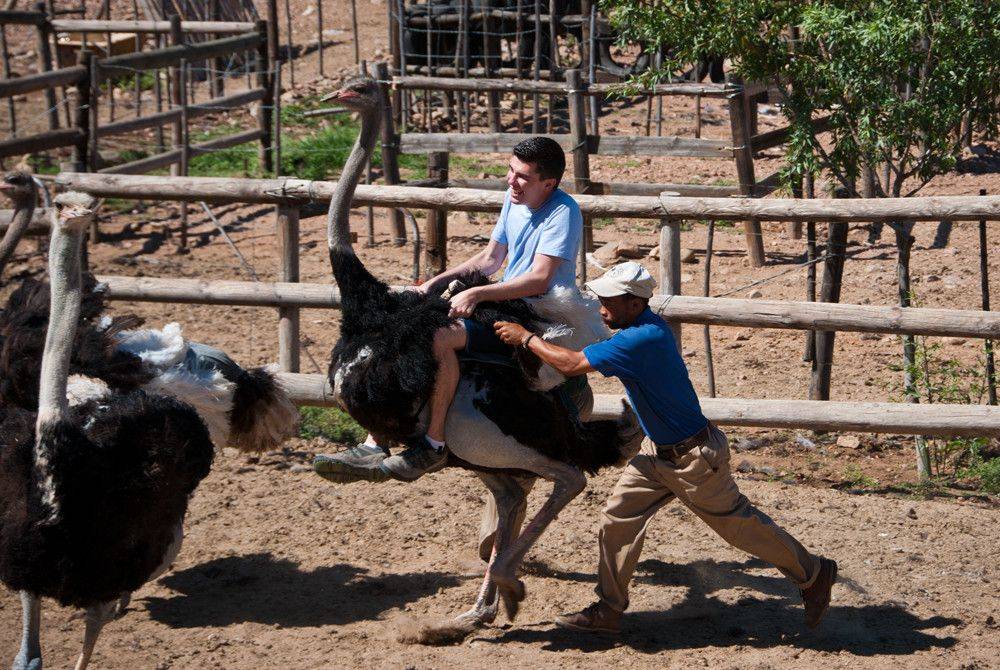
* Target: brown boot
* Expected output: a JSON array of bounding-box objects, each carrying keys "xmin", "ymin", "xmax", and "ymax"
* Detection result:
[
  {"xmin": 555, "ymin": 601, "xmax": 621, "ymax": 634},
  {"xmin": 802, "ymin": 557, "xmax": 838, "ymax": 628}
]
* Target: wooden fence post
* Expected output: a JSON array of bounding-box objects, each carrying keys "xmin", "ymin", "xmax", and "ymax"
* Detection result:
[
  {"xmin": 255, "ymin": 19, "xmax": 273, "ymax": 174},
  {"xmin": 273, "ymin": 58, "xmax": 282, "ymax": 177},
  {"xmin": 809, "ymin": 219, "xmax": 849, "ymax": 401},
  {"xmin": 276, "ymin": 204, "xmax": 300, "ymax": 372},
  {"xmin": 424, "ymin": 150, "xmax": 449, "ymax": 277},
  {"xmin": 179, "ymin": 57, "xmax": 189, "ymax": 249},
  {"xmin": 727, "ymin": 80, "xmax": 765, "ymax": 267},
  {"xmin": 659, "ymin": 218, "xmax": 682, "ymax": 352},
  {"xmin": 566, "ymin": 68, "xmax": 592, "ymax": 284},
  {"xmin": 168, "ymin": 15, "xmax": 187, "ymax": 248},
  {"xmin": 34, "ymin": 2, "xmax": 59, "ymax": 131},
  {"xmin": 73, "ymin": 51, "xmax": 91, "ymax": 172},
  {"xmin": 375, "ymin": 61, "xmax": 407, "ymax": 245}
]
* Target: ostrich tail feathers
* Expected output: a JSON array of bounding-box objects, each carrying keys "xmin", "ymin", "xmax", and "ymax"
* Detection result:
[{"xmin": 227, "ymin": 366, "xmax": 300, "ymax": 453}]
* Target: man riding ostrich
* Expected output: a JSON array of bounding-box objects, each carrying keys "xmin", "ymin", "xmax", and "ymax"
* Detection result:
[{"xmin": 313, "ymin": 76, "xmax": 641, "ymax": 626}]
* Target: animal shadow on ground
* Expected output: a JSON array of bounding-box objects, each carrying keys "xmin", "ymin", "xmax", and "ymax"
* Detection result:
[
  {"xmin": 143, "ymin": 553, "xmax": 463, "ymax": 628},
  {"xmin": 485, "ymin": 558, "xmax": 959, "ymax": 656}
]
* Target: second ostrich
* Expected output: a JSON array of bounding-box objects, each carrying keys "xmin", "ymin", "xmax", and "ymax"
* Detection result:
[
  {"xmin": 322, "ymin": 78, "xmax": 641, "ymax": 628},
  {"xmin": 0, "ymin": 193, "xmax": 215, "ymax": 670}
]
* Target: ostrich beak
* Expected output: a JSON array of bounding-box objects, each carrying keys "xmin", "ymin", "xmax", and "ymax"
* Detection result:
[
  {"xmin": 0, "ymin": 182, "xmax": 14, "ymax": 193},
  {"xmin": 321, "ymin": 89, "xmax": 359, "ymax": 103}
]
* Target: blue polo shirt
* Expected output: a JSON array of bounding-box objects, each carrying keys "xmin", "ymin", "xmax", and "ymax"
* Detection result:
[
  {"xmin": 583, "ymin": 307, "xmax": 707, "ymax": 445},
  {"xmin": 491, "ymin": 188, "xmax": 582, "ymax": 290}
]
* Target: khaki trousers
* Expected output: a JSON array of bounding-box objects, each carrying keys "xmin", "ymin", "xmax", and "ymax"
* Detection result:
[
  {"xmin": 597, "ymin": 425, "xmax": 820, "ymax": 612},
  {"xmin": 477, "ymin": 379, "xmax": 594, "ymax": 561}
]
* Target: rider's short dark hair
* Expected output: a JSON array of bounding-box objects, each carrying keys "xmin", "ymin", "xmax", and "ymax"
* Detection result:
[{"xmin": 512, "ymin": 136, "xmax": 566, "ymax": 184}]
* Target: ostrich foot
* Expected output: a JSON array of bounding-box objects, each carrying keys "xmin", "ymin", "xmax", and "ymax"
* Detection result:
[
  {"xmin": 12, "ymin": 652, "xmax": 42, "ymax": 670},
  {"xmin": 488, "ymin": 566, "xmax": 526, "ymax": 621},
  {"xmin": 454, "ymin": 594, "xmax": 499, "ymax": 627}
]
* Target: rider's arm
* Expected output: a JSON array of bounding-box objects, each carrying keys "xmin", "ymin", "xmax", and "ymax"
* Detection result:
[{"xmin": 420, "ymin": 239, "xmax": 507, "ymax": 294}]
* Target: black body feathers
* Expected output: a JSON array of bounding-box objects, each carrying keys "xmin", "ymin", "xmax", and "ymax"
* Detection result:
[
  {"xmin": 0, "ymin": 277, "xmax": 151, "ymax": 410},
  {"xmin": 0, "ymin": 391, "xmax": 214, "ymax": 607}
]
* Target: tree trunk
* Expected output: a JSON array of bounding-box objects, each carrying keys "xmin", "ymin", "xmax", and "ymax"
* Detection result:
[{"xmin": 893, "ymin": 221, "xmax": 931, "ymax": 478}]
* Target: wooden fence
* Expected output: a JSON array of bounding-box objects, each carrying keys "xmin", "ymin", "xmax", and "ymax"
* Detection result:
[
  {"xmin": 53, "ymin": 171, "xmax": 1000, "ymax": 438},
  {"xmin": 380, "ymin": 70, "xmax": 802, "ymax": 271},
  {"xmin": 0, "ymin": 11, "xmax": 272, "ymax": 176}
]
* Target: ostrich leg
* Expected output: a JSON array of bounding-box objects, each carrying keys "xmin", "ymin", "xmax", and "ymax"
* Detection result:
[
  {"xmin": 455, "ymin": 473, "xmax": 527, "ymax": 627},
  {"xmin": 12, "ymin": 592, "xmax": 42, "ymax": 670},
  {"xmin": 73, "ymin": 601, "xmax": 116, "ymax": 670},
  {"xmin": 488, "ymin": 460, "xmax": 586, "ymax": 620}
]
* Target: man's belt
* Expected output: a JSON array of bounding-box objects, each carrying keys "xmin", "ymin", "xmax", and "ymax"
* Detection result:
[{"xmin": 654, "ymin": 423, "xmax": 712, "ymax": 461}]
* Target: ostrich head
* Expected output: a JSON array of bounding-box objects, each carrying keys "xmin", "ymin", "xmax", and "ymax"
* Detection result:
[
  {"xmin": 323, "ymin": 77, "xmax": 382, "ymax": 257},
  {"xmin": 53, "ymin": 191, "xmax": 96, "ymax": 233},
  {"xmin": 321, "ymin": 77, "xmax": 381, "ymax": 111},
  {"xmin": 0, "ymin": 171, "xmax": 36, "ymax": 204}
]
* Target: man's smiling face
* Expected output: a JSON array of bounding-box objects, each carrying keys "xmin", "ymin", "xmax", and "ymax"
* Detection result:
[{"xmin": 506, "ymin": 154, "xmax": 557, "ymax": 209}]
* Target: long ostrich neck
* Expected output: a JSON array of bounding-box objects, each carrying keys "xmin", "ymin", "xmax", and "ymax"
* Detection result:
[
  {"xmin": 327, "ymin": 103, "xmax": 380, "ymax": 254},
  {"xmin": 0, "ymin": 190, "xmax": 35, "ymax": 275},
  {"xmin": 36, "ymin": 211, "xmax": 84, "ymax": 428}
]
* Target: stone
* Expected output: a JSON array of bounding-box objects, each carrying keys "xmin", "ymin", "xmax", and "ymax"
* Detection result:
[
  {"xmin": 794, "ymin": 434, "xmax": 816, "ymax": 450},
  {"xmin": 860, "ymin": 332, "xmax": 881, "ymax": 341},
  {"xmin": 946, "ymin": 337, "xmax": 967, "ymax": 345},
  {"xmin": 734, "ymin": 437, "xmax": 764, "ymax": 452},
  {"xmin": 758, "ymin": 465, "xmax": 779, "ymax": 477},
  {"xmin": 735, "ymin": 331, "xmax": 751, "ymax": 341},
  {"xmin": 593, "ymin": 240, "xmax": 644, "ymax": 263},
  {"xmin": 680, "ymin": 272, "xmax": 694, "ymax": 283},
  {"xmin": 747, "ymin": 289, "xmax": 764, "ymax": 299},
  {"xmin": 680, "ymin": 247, "xmax": 698, "ymax": 263},
  {"xmin": 646, "ymin": 246, "xmax": 660, "ymax": 260},
  {"xmin": 836, "ymin": 435, "xmax": 862, "ymax": 449},
  {"xmin": 925, "ymin": 274, "xmax": 941, "ymax": 282}
]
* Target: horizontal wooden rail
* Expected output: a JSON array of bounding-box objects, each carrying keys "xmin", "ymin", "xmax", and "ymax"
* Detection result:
[
  {"xmin": 0, "ymin": 10, "xmax": 46, "ymax": 25},
  {"xmin": 100, "ymin": 148, "xmax": 182, "ymax": 174},
  {"xmin": 98, "ymin": 32, "xmax": 262, "ymax": 75},
  {"xmin": 0, "ymin": 65, "xmax": 86, "ymax": 99},
  {"xmin": 399, "ymin": 132, "xmax": 731, "ymax": 158},
  {"xmin": 96, "ymin": 107, "xmax": 181, "ymax": 138},
  {"xmin": 0, "ymin": 128, "xmax": 83, "ymax": 160},
  {"xmin": 188, "ymin": 129, "xmax": 263, "ymax": 157},
  {"xmin": 391, "ymin": 75, "xmax": 729, "ymax": 98},
  {"xmin": 95, "ymin": 275, "xmax": 1000, "ymax": 339},
  {"xmin": 57, "ymin": 173, "xmax": 1000, "ymax": 222},
  {"xmin": 51, "ymin": 19, "xmax": 256, "ymax": 34},
  {"xmin": 99, "ymin": 129, "xmax": 261, "ymax": 175},
  {"xmin": 275, "ymin": 372, "xmax": 1000, "ymax": 438},
  {"xmin": 96, "ymin": 88, "xmax": 266, "ymax": 139},
  {"xmin": 448, "ymin": 177, "xmax": 739, "ymax": 198},
  {"xmin": 0, "ymin": 208, "xmax": 49, "ymax": 234}
]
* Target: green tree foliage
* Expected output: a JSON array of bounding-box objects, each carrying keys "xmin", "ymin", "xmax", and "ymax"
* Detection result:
[{"xmin": 606, "ymin": 0, "xmax": 1000, "ymax": 195}]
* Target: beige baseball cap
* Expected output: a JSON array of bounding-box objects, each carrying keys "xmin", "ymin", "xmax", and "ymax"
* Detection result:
[{"xmin": 585, "ymin": 261, "xmax": 657, "ymax": 299}]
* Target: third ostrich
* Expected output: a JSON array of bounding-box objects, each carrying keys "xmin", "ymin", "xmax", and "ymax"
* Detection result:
[
  {"xmin": 320, "ymin": 77, "xmax": 640, "ymax": 626},
  {"xmin": 0, "ymin": 193, "xmax": 215, "ymax": 670}
]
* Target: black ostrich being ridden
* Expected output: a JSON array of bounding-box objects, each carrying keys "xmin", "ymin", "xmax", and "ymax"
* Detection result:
[
  {"xmin": 0, "ymin": 193, "xmax": 215, "ymax": 670},
  {"xmin": 320, "ymin": 78, "xmax": 641, "ymax": 631}
]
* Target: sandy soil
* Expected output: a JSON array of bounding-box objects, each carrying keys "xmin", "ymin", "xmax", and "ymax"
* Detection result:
[{"xmin": 2, "ymin": 1, "xmax": 1000, "ymax": 667}]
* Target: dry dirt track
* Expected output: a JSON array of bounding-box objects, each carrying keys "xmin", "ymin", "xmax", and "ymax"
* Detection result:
[{"xmin": 1, "ymin": 446, "xmax": 996, "ymax": 670}]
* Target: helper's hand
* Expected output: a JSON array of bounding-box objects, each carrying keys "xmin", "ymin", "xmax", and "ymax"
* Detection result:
[
  {"xmin": 495, "ymin": 321, "xmax": 530, "ymax": 347},
  {"xmin": 449, "ymin": 287, "xmax": 481, "ymax": 318}
]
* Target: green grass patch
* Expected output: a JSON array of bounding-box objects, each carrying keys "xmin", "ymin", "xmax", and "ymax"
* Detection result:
[
  {"xmin": 841, "ymin": 464, "xmax": 879, "ymax": 490},
  {"xmin": 959, "ymin": 455, "xmax": 1000, "ymax": 495},
  {"xmin": 298, "ymin": 406, "xmax": 366, "ymax": 445}
]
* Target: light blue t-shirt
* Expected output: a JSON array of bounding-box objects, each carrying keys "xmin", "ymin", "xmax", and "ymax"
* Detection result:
[
  {"xmin": 490, "ymin": 188, "xmax": 582, "ymax": 290},
  {"xmin": 583, "ymin": 308, "xmax": 708, "ymax": 445}
]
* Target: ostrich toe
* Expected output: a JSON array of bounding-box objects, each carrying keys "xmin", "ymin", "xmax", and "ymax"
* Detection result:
[
  {"xmin": 488, "ymin": 567, "xmax": 526, "ymax": 621},
  {"xmin": 12, "ymin": 652, "xmax": 42, "ymax": 670}
]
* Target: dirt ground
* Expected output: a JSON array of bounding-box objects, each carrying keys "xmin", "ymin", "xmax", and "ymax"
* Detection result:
[{"xmin": 2, "ymin": 0, "xmax": 1000, "ymax": 667}]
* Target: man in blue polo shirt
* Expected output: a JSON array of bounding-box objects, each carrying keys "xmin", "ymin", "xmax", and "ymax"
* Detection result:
[
  {"xmin": 315, "ymin": 136, "xmax": 586, "ymax": 483},
  {"xmin": 494, "ymin": 261, "xmax": 837, "ymax": 633}
]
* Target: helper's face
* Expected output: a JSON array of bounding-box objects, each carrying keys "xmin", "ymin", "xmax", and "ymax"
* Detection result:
[
  {"xmin": 598, "ymin": 294, "xmax": 645, "ymax": 329},
  {"xmin": 506, "ymin": 155, "xmax": 556, "ymax": 209}
]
